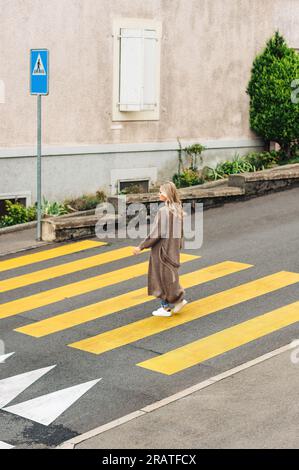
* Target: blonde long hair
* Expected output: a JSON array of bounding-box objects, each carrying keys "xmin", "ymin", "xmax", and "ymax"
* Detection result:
[{"xmin": 160, "ymin": 181, "xmax": 185, "ymax": 219}]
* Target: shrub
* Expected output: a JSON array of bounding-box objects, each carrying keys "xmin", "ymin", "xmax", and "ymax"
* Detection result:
[
  {"xmin": 173, "ymin": 168, "xmax": 203, "ymax": 188},
  {"xmin": 202, "ymin": 151, "xmax": 279, "ymax": 181},
  {"xmin": 245, "ymin": 150, "xmax": 280, "ymax": 171},
  {"xmin": 184, "ymin": 143, "xmax": 206, "ymax": 170},
  {"xmin": 246, "ymin": 31, "xmax": 299, "ymax": 159},
  {"xmin": 173, "ymin": 139, "xmax": 206, "ymax": 187},
  {"xmin": 279, "ymin": 155, "xmax": 299, "ymax": 165},
  {"xmin": 26, "ymin": 205, "xmax": 37, "ymax": 221},
  {"xmin": 0, "ymin": 200, "xmax": 37, "ymax": 228},
  {"xmin": 41, "ymin": 197, "xmax": 68, "ymax": 216},
  {"xmin": 65, "ymin": 191, "xmax": 106, "ymax": 211},
  {"xmin": 202, "ymin": 154, "xmax": 253, "ymax": 180}
]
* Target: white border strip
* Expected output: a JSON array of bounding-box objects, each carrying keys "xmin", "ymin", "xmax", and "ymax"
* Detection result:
[
  {"xmin": 0, "ymin": 441, "xmax": 14, "ymax": 449},
  {"xmin": 57, "ymin": 342, "xmax": 293, "ymax": 449},
  {"xmin": 0, "ymin": 139, "xmax": 264, "ymax": 158}
]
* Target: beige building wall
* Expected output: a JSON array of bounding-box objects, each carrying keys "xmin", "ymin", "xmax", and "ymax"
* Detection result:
[
  {"xmin": 0, "ymin": 0, "xmax": 298, "ymax": 148},
  {"xmin": 0, "ymin": 0, "xmax": 299, "ymax": 202}
]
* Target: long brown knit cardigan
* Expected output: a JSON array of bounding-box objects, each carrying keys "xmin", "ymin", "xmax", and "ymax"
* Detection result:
[{"xmin": 138, "ymin": 205, "xmax": 184, "ymax": 304}]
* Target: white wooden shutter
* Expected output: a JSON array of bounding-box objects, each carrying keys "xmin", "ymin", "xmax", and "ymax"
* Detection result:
[
  {"xmin": 143, "ymin": 29, "xmax": 157, "ymax": 111},
  {"xmin": 119, "ymin": 28, "xmax": 157, "ymax": 112}
]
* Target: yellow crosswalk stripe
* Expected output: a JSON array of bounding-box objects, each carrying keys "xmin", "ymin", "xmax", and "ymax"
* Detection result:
[
  {"xmin": 15, "ymin": 261, "xmax": 252, "ymax": 338},
  {"xmin": 0, "ymin": 253, "xmax": 198, "ymax": 319},
  {"xmin": 137, "ymin": 300, "xmax": 299, "ymax": 375},
  {"xmin": 0, "ymin": 240, "xmax": 105, "ymax": 273},
  {"xmin": 69, "ymin": 271, "xmax": 299, "ymax": 355},
  {"xmin": 0, "ymin": 246, "xmax": 146, "ymax": 293}
]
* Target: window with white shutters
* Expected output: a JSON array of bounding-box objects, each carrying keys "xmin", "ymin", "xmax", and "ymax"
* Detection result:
[
  {"xmin": 112, "ymin": 19, "xmax": 161, "ymax": 121},
  {"xmin": 119, "ymin": 28, "xmax": 158, "ymax": 112}
]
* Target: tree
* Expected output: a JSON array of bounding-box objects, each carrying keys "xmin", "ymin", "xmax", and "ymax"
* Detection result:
[{"xmin": 246, "ymin": 31, "xmax": 299, "ymax": 158}]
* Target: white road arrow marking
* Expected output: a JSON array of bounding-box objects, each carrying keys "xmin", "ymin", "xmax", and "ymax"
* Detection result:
[
  {"xmin": 0, "ymin": 365, "xmax": 56, "ymax": 409},
  {"xmin": 3, "ymin": 378, "xmax": 102, "ymax": 426},
  {"xmin": 0, "ymin": 441, "xmax": 14, "ymax": 449},
  {"xmin": 0, "ymin": 352, "xmax": 15, "ymax": 363}
]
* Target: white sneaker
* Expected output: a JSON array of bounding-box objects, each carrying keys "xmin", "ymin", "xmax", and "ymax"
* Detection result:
[
  {"xmin": 152, "ymin": 307, "xmax": 172, "ymax": 317},
  {"xmin": 173, "ymin": 299, "xmax": 188, "ymax": 313}
]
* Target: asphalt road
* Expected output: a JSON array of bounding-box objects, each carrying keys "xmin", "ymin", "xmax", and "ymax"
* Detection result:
[{"xmin": 0, "ymin": 187, "xmax": 299, "ymax": 449}]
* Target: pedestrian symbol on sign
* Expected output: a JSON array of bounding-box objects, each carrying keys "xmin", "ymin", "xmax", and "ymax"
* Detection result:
[{"xmin": 33, "ymin": 54, "xmax": 46, "ymax": 75}]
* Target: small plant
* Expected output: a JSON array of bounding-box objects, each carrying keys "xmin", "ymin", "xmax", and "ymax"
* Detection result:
[
  {"xmin": 0, "ymin": 200, "xmax": 37, "ymax": 228},
  {"xmin": 95, "ymin": 190, "xmax": 106, "ymax": 201},
  {"xmin": 280, "ymin": 156, "xmax": 299, "ymax": 164},
  {"xmin": 201, "ymin": 154, "xmax": 251, "ymax": 181},
  {"xmin": 245, "ymin": 150, "xmax": 280, "ymax": 171},
  {"xmin": 202, "ymin": 151, "xmax": 280, "ymax": 182},
  {"xmin": 26, "ymin": 205, "xmax": 37, "ymax": 221},
  {"xmin": 64, "ymin": 190, "xmax": 106, "ymax": 211},
  {"xmin": 174, "ymin": 139, "xmax": 206, "ymax": 187},
  {"xmin": 173, "ymin": 168, "xmax": 203, "ymax": 188},
  {"xmin": 201, "ymin": 166, "xmax": 225, "ymax": 181},
  {"xmin": 184, "ymin": 143, "xmax": 206, "ymax": 170},
  {"xmin": 41, "ymin": 197, "xmax": 68, "ymax": 216}
]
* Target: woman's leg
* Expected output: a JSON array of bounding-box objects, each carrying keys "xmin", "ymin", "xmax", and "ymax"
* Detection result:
[
  {"xmin": 151, "ymin": 298, "xmax": 172, "ymax": 316},
  {"xmin": 161, "ymin": 298, "xmax": 171, "ymax": 309}
]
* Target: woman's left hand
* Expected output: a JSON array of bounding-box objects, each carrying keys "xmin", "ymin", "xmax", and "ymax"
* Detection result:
[{"xmin": 132, "ymin": 247, "xmax": 141, "ymax": 255}]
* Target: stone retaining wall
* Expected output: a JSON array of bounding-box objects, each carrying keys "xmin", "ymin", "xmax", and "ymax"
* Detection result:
[{"xmin": 35, "ymin": 163, "xmax": 299, "ymax": 241}]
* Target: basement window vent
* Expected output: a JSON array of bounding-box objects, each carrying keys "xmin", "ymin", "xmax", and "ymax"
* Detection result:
[{"xmin": 119, "ymin": 179, "xmax": 149, "ymax": 194}]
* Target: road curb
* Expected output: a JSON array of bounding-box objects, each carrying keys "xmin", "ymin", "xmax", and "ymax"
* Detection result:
[
  {"xmin": 0, "ymin": 221, "xmax": 37, "ymax": 235},
  {"xmin": 0, "ymin": 241, "xmax": 54, "ymax": 257},
  {"xmin": 56, "ymin": 342, "xmax": 294, "ymax": 450}
]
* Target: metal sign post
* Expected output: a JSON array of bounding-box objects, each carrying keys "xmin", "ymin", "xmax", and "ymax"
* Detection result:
[
  {"xmin": 37, "ymin": 94, "xmax": 42, "ymax": 240},
  {"xmin": 30, "ymin": 49, "xmax": 49, "ymax": 241}
]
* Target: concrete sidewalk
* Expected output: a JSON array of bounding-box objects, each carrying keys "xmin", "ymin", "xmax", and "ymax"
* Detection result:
[
  {"xmin": 63, "ymin": 345, "xmax": 299, "ymax": 449},
  {"xmin": 0, "ymin": 227, "xmax": 51, "ymax": 256}
]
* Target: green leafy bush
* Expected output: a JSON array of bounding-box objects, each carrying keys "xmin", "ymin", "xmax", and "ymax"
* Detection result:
[
  {"xmin": 246, "ymin": 31, "xmax": 299, "ymax": 159},
  {"xmin": 279, "ymin": 155, "xmax": 299, "ymax": 165},
  {"xmin": 42, "ymin": 197, "xmax": 68, "ymax": 216},
  {"xmin": 173, "ymin": 140, "xmax": 206, "ymax": 187},
  {"xmin": 202, "ymin": 154, "xmax": 253, "ymax": 180},
  {"xmin": 245, "ymin": 150, "xmax": 280, "ymax": 171},
  {"xmin": 173, "ymin": 168, "xmax": 203, "ymax": 188},
  {"xmin": 26, "ymin": 205, "xmax": 38, "ymax": 221},
  {"xmin": 184, "ymin": 143, "xmax": 206, "ymax": 170},
  {"xmin": 0, "ymin": 200, "xmax": 37, "ymax": 228},
  {"xmin": 202, "ymin": 151, "xmax": 280, "ymax": 181}
]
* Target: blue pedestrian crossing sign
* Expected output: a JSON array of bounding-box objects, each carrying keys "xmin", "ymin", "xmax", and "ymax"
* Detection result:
[{"xmin": 30, "ymin": 49, "xmax": 49, "ymax": 95}]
